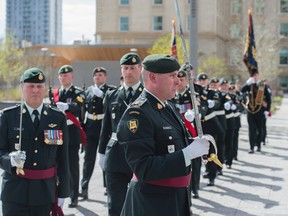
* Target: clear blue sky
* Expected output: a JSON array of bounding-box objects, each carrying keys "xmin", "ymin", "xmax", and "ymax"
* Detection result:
[{"xmin": 0, "ymin": 0, "xmax": 95, "ymax": 44}]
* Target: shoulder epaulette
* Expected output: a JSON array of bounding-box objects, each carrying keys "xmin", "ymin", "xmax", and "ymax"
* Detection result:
[
  {"xmin": 131, "ymin": 97, "xmax": 147, "ymax": 108},
  {"xmin": 2, "ymin": 104, "xmax": 20, "ymax": 112},
  {"xmin": 48, "ymin": 105, "xmax": 65, "ymax": 115}
]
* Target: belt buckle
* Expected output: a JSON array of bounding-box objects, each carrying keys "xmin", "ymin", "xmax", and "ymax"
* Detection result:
[{"xmin": 93, "ymin": 114, "xmax": 97, "ymax": 120}]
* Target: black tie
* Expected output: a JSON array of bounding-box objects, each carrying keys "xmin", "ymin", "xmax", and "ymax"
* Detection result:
[
  {"xmin": 62, "ymin": 89, "xmax": 66, "ymax": 95},
  {"xmin": 126, "ymin": 87, "xmax": 133, "ymax": 103},
  {"xmin": 33, "ymin": 110, "xmax": 40, "ymax": 130}
]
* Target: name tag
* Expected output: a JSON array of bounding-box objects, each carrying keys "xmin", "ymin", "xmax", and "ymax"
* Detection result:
[{"xmin": 163, "ymin": 126, "xmax": 172, "ymax": 130}]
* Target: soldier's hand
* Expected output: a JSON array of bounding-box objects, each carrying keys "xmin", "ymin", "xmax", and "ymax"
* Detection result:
[
  {"xmin": 57, "ymin": 198, "xmax": 65, "ymax": 208},
  {"xmin": 246, "ymin": 77, "xmax": 255, "ymax": 85},
  {"xmin": 182, "ymin": 138, "xmax": 209, "ymax": 160},
  {"xmin": 99, "ymin": 153, "xmax": 106, "ymax": 170},
  {"xmin": 9, "ymin": 150, "xmax": 26, "ymax": 168},
  {"xmin": 56, "ymin": 102, "xmax": 69, "ymax": 111},
  {"xmin": 207, "ymin": 100, "xmax": 215, "ymax": 108},
  {"xmin": 224, "ymin": 102, "xmax": 231, "ymax": 110},
  {"xmin": 184, "ymin": 109, "xmax": 195, "ymax": 122},
  {"xmin": 92, "ymin": 86, "xmax": 104, "ymax": 97},
  {"xmin": 264, "ymin": 111, "xmax": 269, "ymax": 119},
  {"xmin": 231, "ymin": 104, "xmax": 237, "ymax": 110}
]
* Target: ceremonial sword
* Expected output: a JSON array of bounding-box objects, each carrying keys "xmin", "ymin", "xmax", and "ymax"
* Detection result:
[{"xmin": 173, "ymin": 0, "xmax": 222, "ymax": 168}]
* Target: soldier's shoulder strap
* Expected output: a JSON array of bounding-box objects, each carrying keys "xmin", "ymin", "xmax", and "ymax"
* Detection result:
[
  {"xmin": 48, "ymin": 105, "xmax": 66, "ymax": 116},
  {"xmin": 2, "ymin": 104, "xmax": 20, "ymax": 113},
  {"xmin": 130, "ymin": 96, "xmax": 147, "ymax": 108}
]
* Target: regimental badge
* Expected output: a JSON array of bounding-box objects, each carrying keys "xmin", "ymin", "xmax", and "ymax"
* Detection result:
[
  {"xmin": 22, "ymin": 108, "xmax": 26, "ymax": 114},
  {"xmin": 65, "ymin": 68, "xmax": 68, "ymax": 72},
  {"xmin": 97, "ymin": 68, "xmax": 101, "ymax": 72},
  {"xmin": 44, "ymin": 110, "xmax": 48, "ymax": 115},
  {"xmin": 128, "ymin": 119, "xmax": 138, "ymax": 133},
  {"xmin": 132, "ymin": 57, "xmax": 136, "ymax": 63},
  {"xmin": 167, "ymin": 145, "xmax": 175, "ymax": 153},
  {"xmin": 77, "ymin": 96, "xmax": 83, "ymax": 103},
  {"xmin": 15, "ymin": 143, "xmax": 20, "ymax": 150},
  {"xmin": 38, "ymin": 73, "xmax": 43, "ymax": 80},
  {"xmin": 157, "ymin": 103, "xmax": 163, "ymax": 110},
  {"xmin": 44, "ymin": 130, "xmax": 63, "ymax": 145}
]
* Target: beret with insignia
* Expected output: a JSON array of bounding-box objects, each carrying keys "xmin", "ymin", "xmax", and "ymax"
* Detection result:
[
  {"xmin": 228, "ymin": 85, "xmax": 236, "ymax": 90},
  {"xmin": 92, "ymin": 67, "xmax": 107, "ymax": 76},
  {"xmin": 197, "ymin": 73, "xmax": 208, "ymax": 80},
  {"xmin": 220, "ymin": 78, "xmax": 229, "ymax": 85},
  {"xmin": 142, "ymin": 54, "xmax": 180, "ymax": 73},
  {"xmin": 209, "ymin": 77, "xmax": 219, "ymax": 84},
  {"xmin": 58, "ymin": 65, "xmax": 73, "ymax": 74},
  {"xmin": 20, "ymin": 68, "xmax": 46, "ymax": 83},
  {"xmin": 177, "ymin": 71, "xmax": 186, "ymax": 78},
  {"xmin": 120, "ymin": 52, "xmax": 141, "ymax": 65}
]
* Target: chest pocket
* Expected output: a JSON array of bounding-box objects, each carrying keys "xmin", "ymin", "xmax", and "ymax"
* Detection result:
[{"xmin": 155, "ymin": 130, "xmax": 181, "ymax": 154}]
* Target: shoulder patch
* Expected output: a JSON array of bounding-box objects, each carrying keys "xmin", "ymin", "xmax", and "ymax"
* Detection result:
[{"xmin": 2, "ymin": 104, "xmax": 20, "ymax": 112}]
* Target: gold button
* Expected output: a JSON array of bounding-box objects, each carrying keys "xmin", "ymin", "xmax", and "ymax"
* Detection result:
[
  {"xmin": 169, "ymin": 136, "xmax": 172, "ymax": 140},
  {"xmin": 16, "ymin": 135, "xmax": 19, "ymax": 139},
  {"xmin": 33, "ymin": 163, "xmax": 37, "ymax": 166},
  {"xmin": 34, "ymin": 150, "xmax": 38, "ymax": 153},
  {"xmin": 35, "ymin": 137, "xmax": 38, "ymax": 141}
]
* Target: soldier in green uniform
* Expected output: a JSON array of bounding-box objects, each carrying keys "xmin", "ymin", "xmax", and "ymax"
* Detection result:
[
  {"xmin": 80, "ymin": 67, "xmax": 116, "ymax": 199},
  {"xmin": 52, "ymin": 65, "xmax": 85, "ymax": 208},
  {"xmin": 98, "ymin": 53, "xmax": 144, "ymax": 216},
  {"xmin": 117, "ymin": 54, "xmax": 209, "ymax": 216},
  {"xmin": 0, "ymin": 68, "xmax": 70, "ymax": 216}
]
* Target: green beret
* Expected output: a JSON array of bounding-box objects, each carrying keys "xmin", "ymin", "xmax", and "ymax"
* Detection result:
[
  {"xmin": 228, "ymin": 85, "xmax": 236, "ymax": 90},
  {"xmin": 177, "ymin": 71, "xmax": 187, "ymax": 78},
  {"xmin": 92, "ymin": 67, "xmax": 107, "ymax": 76},
  {"xmin": 58, "ymin": 65, "xmax": 73, "ymax": 74},
  {"xmin": 220, "ymin": 78, "xmax": 229, "ymax": 85},
  {"xmin": 197, "ymin": 73, "xmax": 208, "ymax": 80},
  {"xmin": 142, "ymin": 54, "xmax": 180, "ymax": 73},
  {"xmin": 120, "ymin": 52, "xmax": 141, "ymax": 65},
  {"xmin": 20, "ymin": 68, "xmax": 46, "ymax": 83},
  {"xmin": 209, "ymin": 77, "xmax": 219, "ymax": 84}
]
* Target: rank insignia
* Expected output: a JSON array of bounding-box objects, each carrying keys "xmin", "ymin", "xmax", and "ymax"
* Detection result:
[
  {"xmin": 48, "ymin": 123, "xmax": 57, "ymax": 128},
  {"xmin": 44, "ymin": 130, "xmax": 63, "ymax": 145},
  {"xmin": 128, "ymin": 119, "xmax": 138, "ymax": 133},
  {"xmin": 132, "ymin": 57, "xmax": 136, "ymax": 63},
  {"xmin": 157, "ymin": 103, "xmax": 163, "ymax": 110},
  {"xmin": 77, "ymin": 96, "xmax": 84, "ymax": 103}
]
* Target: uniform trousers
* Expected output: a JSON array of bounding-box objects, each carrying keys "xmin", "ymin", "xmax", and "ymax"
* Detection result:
[
  {"xmin": 247, "ymin": 112, "xmax": 265, "ymax": 150},
  {"xmin": 81, "ymin": 134, "xmax": 100, "ymax": 190},
  {"xmin": 2, "ymin": 202, "xmax": 51, "ymax": 216},
  {"xmin": 69, "ymin": 145, "xmax": 80, "ymax": 202},
  {"xmin": 106, "ymin": 171, "xmax": 132, "ymax": 216}
]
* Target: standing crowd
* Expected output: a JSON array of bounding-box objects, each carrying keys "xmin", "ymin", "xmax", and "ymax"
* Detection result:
[{"xmin": 0, "ymin": 52, "xmax": 271, "ymax": 216}]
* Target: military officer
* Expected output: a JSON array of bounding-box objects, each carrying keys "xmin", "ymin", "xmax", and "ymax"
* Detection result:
[
  {"xmin": 52, "ymin": 65, "xmax": 85, "ymax": 208},
  {"xmin": 98, "ymin": 53, "xmax": 144, "ymax": 216},
  {"xmin": 0, "ymin": 68, "xmax": 70, "ymax": 216},
  {"xmin": 117, "ymin": 54, "xmax": 209, "ymax": 216},
  {"xmin": 80, "ymin": 67, "xmax": 116, "ymax": 199}
]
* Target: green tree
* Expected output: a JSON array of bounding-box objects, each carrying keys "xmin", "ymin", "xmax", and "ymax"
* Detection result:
[
  {"xmin": 148, "ymin": 33, "xmax": 189, "ymax": 66},
  {"xmin": 198, "ymin": 56, "xmax": 228, "ymax": 78},
  {"xmin": 0, "ymin": 35, "xmax": 26, "ymax": 87}
]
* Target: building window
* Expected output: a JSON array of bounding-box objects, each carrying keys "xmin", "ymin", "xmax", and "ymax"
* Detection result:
[
  {"xmin": 279, "ymin": 47, "xmax": 288, "ymax": 64},
  {"xmin": 231, "ymin": 23, "xmax": 240, "ymax": 38},
  {"xmin": 120, "ymin": 0, "xmax": 129, "ymax": 5},
  {"xmin": 231, "ymin": 0, "xmax": 241, "ymax": 14},
  {"xmin": 153, "ymin": 16, "xmax": 163, "ymax": 31},
  {"xmin": 280, "ymin": 23, "xmax": 288, "ymax": 37},
  {"xmin": 120, "ymin": 17, "xmax": 129, "ymax": 31},
  {"xmin": 153, "ymin": 0, "xmax": 163, "ymax": 4},
  {"xmin": 280, "ymin": 0, "xmax": 288, "ymax": 13},
  {"xmin": 255, "ymin": 0, "xmax": 265, "ymax": 14}
]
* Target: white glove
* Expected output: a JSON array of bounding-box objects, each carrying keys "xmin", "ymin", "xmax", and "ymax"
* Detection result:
[
  {"xmin": 207, "ymin": 100, "xmax": 215, "ymax": 108},
  {"xmin": 57, "ymin": 198, "xmax": 65, "ymax": 208},
  {"xmin": 231, "ymin": 104, "xmax": 237, "ymax": 110},
  {"xmin": 246, "ymin": 77, "xmax": 255, "ymax": 85},
  {"xmin": 264, "ymin": 111, "xmax": 269, "ymax": 119},
  {"xmin": 99, "ymin": 153, "xmax": 106, "ymax": 170},
  {"xmin": 224, "ymin": 102, "xmax": 231, "ymax": 110},
  {"xmin": 9, "ymin": 150, "xmax": 26, "ymax": 168},
  {"xmin": 184, "ymin": 109, "xmax": 195, "ymax": 122},
  {"xmin": 56, "ymin": 102, "xmax": 69, "ymax": 111},
  {"xmin": 182, "ymin": 138, "xmax": 209, "ymax": 160},
  {"xmin": 92, "ymin": 85, "xmax": 104, "ymax": 97}
]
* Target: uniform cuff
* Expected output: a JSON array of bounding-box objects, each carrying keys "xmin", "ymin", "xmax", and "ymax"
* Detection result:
[{"xmin": 182, "ymin": 149, "xmax": 191, "ymax": 167}]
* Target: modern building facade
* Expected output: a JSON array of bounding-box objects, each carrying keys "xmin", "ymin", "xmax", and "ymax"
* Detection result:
[
  {"xmin": 6, "ymin": 0, "xmax": 62, "ymax": 47},
  {"xmin": 95, "ymin": 0, "xmax": 288, "ymax": 92}
]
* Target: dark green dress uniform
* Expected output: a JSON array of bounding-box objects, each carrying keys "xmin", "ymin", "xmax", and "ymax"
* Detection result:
[
  {"xmin": 55, "ymin": 65, "xmax": 85, "ymax": 206},
  {"xmin": 98, "ymin": 53, "xmax": 143, "ymax": 216},
  {"xmin": 81, "ymin": 74, "xmax": 116, "ymax": 195},
  {"xmin": 118, "ymin": 90, "xmax": 192, "ymax": 216},
  {"xmin": 0, "ymin": 68, "xmax": 69, "ymax": 216}
]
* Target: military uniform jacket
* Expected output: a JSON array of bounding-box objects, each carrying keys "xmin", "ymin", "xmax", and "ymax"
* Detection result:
[
  {"xmin": 98, "ymin": 84, "xmax": 143, "ymax": 174},
  {"xmin": 117, "ymin": 90, "xmax": 192, "ymax": 216},
  {"xmin": 83, "ymin": 84, "xmax": 116, "ymax": 137},
  {"xmin": 0, "ymin": 104, "xmax": 70, "ymax": 206},
  {"xmin": 58, "ymin": 85, "xmax": 84, "ymax": 146}
]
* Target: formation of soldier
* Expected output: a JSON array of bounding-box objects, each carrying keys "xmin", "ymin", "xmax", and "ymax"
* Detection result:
[{"xmin": 0, "ymin": 52, "xmax": 272, "ymax": 216}]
